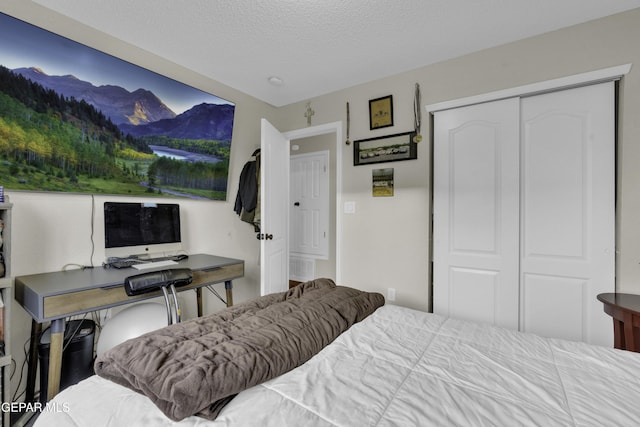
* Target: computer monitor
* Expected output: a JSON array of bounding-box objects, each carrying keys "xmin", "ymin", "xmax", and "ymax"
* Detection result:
[{"xmin": 104, "ymin": 202, "xmax": 182, "ymax": 259}]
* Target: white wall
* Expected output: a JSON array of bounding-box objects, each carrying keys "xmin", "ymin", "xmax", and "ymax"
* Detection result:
[{"xmin": 274, "ymin": 8, "xmax": 640, "ymax": 311}]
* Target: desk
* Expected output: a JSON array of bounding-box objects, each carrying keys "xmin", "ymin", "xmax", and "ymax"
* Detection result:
[
  {"xmin": 14, "ymin": 254, "xmax": 244, "ymax": 402},
  {"xmin": 597, "ymin": 292, "xmax": 640, "ymax": 352}
]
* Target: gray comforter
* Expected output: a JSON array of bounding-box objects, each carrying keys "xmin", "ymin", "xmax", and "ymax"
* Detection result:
[{"xmin": 94, "ymin": 278, "xmax": 385, "ymax": 421}]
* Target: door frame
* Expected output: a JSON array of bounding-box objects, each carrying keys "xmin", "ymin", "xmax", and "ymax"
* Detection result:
[{"xmin": 284, "ymin": 121, "xmax": 343, "ymax": 283}]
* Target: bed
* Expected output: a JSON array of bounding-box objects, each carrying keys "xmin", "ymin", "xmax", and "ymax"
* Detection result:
[{"xmin": 35, "ymin": 279, "xmax": 640, "ymax": 426}]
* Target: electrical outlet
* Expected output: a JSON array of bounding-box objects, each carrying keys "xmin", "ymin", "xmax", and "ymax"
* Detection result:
[{"xmin": 387, "ymin": 288, "xmax": 396, "ymax": 302}]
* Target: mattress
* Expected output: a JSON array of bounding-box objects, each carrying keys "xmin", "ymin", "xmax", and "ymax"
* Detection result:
[{"xmin": 35, "ymin": 304, "xmax": 640, "ymax": 426}]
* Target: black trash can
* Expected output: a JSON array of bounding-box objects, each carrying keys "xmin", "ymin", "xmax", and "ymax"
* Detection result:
[{"xmin": 38, "ymin": 319, "xmax": 95, "ymax": 404}]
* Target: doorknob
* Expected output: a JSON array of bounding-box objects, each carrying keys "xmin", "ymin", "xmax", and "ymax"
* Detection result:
[
  {"xmin": 256, "ymin": 233, "xmax": 274, "ymax": 240},
  {"xmin": 294, "ymin": 202, "xmax": 300, "ymax": 206}
]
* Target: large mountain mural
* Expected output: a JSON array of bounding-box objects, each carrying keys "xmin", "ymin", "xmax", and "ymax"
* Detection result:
[
  {"xmin": 1, "ymin": 65, "xmax": 234, "ymax": 200},
  {"xmin": 1, "ymin": 12, "xmax": 235, "ymax": 201}
]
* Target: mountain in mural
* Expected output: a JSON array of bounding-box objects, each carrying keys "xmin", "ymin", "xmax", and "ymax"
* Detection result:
[
  {"xmin": 12, "ymin": 67, "xmax": 176, "ymax": 126},
  {"xmin": 119, "ymin": 103, "xmax": 234, "ymax": 141}
]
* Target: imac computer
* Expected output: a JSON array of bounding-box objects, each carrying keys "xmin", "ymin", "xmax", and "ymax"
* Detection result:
[{"xmin": 104, "ymin": 201, "xmax": 183, "ymax": 260}]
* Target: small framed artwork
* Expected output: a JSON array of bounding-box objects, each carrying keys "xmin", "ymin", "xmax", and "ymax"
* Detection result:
[
  {"xmin": 369, "ymin": 95, "xmax": 394, "ymax": 130},
  {"xmin": 372, "ymin": 168, "xmax": 394, "ymax": 197},
  {"xmin": 354, "ymin": 131, "xmax": 417, "ymax": 166}
]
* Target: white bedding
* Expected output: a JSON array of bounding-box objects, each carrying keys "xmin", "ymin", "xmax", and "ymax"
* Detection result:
[{"xmin": 35, "ymin": 304, "xmax": 640, "ymax": 426}]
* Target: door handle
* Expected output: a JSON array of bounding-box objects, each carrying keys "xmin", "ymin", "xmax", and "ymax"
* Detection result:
[
  {"xmin": 294, "ymin": 202, "xmax": 300, "ymax": 206},
  {"xmin": 256, "ymin": 233, "xmax": 274, "ymax": 240}
]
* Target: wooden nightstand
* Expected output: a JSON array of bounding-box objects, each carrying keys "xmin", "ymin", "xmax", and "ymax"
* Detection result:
[{"xmin": 597, "ymin": 293, "xmax": 640, "ymax": 352}]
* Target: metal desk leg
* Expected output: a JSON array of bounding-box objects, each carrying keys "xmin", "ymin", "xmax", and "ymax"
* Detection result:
[
  {"xmin": 225, "ymin": 280, "xmax": 233, "ymax": 307},
  {"xmin": 46, "ymin": 318, "xmax": 65, "ymax": 401},
  {"xmin": 25, "ymin": 320, "xmax": 42, "ymax": 403},
  {"xmin": 196, "ymin": 288, "xmax": 203, "ymax": 317}
]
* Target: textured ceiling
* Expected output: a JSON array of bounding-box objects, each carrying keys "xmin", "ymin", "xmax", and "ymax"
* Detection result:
[{"xmin": 28, "ymin": 0, "xmax": 640, "ymax": 106}]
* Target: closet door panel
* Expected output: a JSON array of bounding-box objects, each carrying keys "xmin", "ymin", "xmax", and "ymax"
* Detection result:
[
  {"xmin": 520, "ymin": 82, "xmax": 615, "ymax": 346},
  {"xmin": 522, "ymin": 274, "xmax": 586, "ymax": 342},
  {"xmin": 450, "ymin": 124, "xmax": 499, "ymax": 253},
  {"xmin": 449, "ymin": 267, "xmax": 499, "ymax": 324},
  {"xmin": 522, "ymin": 112, "xmax": 585, "ymax": 259},
  {"xmin": 433, "ymin": 98, "xmax": 520, "ymax": 329}
]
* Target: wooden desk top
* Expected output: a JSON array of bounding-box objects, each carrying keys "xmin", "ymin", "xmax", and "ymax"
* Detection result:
[
  {"xmin": 15, "ymin": 254, "xmax": 241, "ymax": 296},
  {"xmin": 14, "ymin": 254, "xmax": 244, "ymax": 322},
  {"xmin": 597, "ymin": 293, "xmax": 640, "ymax": 316}
]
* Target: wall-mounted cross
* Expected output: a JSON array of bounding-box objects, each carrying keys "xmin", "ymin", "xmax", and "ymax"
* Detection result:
[{"xmin": 304, "ymin": 102, "xmax": 315, "ymax": 126}]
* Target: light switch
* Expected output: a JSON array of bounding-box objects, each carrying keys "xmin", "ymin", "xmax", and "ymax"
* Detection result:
[{"xmin": 344, "ymin": 201, "xmax": 356, "ymax": 214}]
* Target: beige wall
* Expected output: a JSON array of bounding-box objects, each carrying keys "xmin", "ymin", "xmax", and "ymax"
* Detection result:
[{"xmin": 274, "ymin": 8, "xmax": 640, "ymax": 310}]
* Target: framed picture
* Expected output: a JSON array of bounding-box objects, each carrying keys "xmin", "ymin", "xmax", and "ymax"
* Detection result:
[
  {"xmin": 369, "ymin": 95, "xmax": 394, "ymax": 130},
  {"xmin": 354, "ymin": 131, "xmax": 417, "ymax": 166},
  {"xmin": 372, "ymin": 168, "xmax": 394, "ymax": 197}
]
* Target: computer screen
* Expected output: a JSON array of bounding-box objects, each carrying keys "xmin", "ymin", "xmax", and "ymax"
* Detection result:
[{"xmin": 104, "ymin": 202, "xmax": 182, "ymax": 258}]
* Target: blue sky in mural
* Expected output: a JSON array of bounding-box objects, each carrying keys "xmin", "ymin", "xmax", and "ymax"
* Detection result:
[{"xmin": 0, "ymin": 13, "xmax": 232, "ymax": 114}]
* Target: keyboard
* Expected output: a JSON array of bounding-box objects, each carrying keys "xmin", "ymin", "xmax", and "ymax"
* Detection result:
[
  {"xmin": 107, "ymin": 259, "xmax": 139, "ymax": 269},
  {"xmin": 131, "ymin": 260, "xmax": 178, "ymax": 270}
]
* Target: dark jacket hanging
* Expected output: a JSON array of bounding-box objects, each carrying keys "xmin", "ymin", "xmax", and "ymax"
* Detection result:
[{"xmin": 234, "ymin": 149, "xmax": 260, "ymax": 231}]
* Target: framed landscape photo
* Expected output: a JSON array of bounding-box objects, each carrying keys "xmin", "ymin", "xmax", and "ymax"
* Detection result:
[
  {"xmin": 354, "ymin": 131, "xmax": 417, "ymax": 166},
  {"xmin": 369, "ymin": 95, "xmax": 393, "ymax": 130}
]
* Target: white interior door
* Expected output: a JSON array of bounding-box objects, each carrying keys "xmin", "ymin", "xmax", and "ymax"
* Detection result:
[
  {"xmin": 260, "ymin": 119, "xmax": 289, "ymax": 296},
  {"xmin": 519, "ymin": 82, "xmax": 615, "ymax": 346},
  {"xmin": 290, "ymin": 151, "xmax": 329, "ymax": 259},
  {"xmin": 433, "ymin": 98, "xmax": 521, "ymax": 329}
]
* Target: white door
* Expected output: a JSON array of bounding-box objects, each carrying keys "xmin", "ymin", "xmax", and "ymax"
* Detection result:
[
  {"xmin": 519, "ymin": 82, "xmax": 615, "ymax": 345},
  {"xmin": 433, "ymin": 98, "xmax": 521, "ymax": 329},
  {"xmin": 260, "ymin": 119, "xmax": 289, "ymax": 296},
  {"xmin": 290, "ymin": 151, "xmax": 329, "ymax": 259},
  {"xmin": 433, "ymin": 83, "xmax": 615, "ymax": 345}
]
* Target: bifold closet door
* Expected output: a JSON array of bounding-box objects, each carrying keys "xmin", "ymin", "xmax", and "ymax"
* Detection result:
[
  {"xmin": 519, "ymin": 82, "xmax": 615, "ymax": 346},
  {"xmin": 433, "ymin": 82, "xmax": 615, "ymax": 345},
  {"xmin": 433, "ymin": 98, "xmax": 521, "ymax": 330}
]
